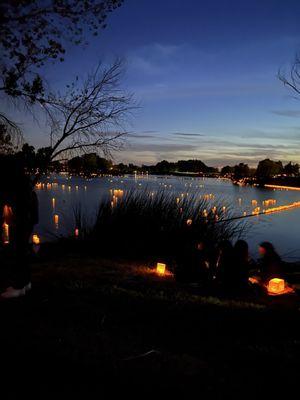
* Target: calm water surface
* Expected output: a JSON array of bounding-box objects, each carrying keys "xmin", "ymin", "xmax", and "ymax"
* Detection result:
[{"xmin": 35, "ymin": 175, "xmax": 300, "ymax": 261}]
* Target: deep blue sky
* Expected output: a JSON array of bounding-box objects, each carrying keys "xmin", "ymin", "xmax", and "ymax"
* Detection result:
[{"xmin": 9, "ymin": 0, "xmax": 300, "ymax": 166}]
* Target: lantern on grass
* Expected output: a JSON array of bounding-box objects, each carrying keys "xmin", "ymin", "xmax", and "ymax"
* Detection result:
[
  {"xmin": 156, "ymin": 262, "xmax": 166, "ymax": 276},
  {"xmin": 268, "ymin": 278, "xmax": 285, "ymax": 294},
  {"xmin": 32, "ymin": 234, "xmax": 40, "ymax": 253}
]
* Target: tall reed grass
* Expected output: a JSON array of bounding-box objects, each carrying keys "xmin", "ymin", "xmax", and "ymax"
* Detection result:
[{"xmin": 74, "ymin": 189, "xmax": 246, "ymax": 261}]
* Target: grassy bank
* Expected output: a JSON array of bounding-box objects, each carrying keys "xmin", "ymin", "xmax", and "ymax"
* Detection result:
[{"xmin": 0, "ymin": 245, "xmax": 299, "ymax": 398}]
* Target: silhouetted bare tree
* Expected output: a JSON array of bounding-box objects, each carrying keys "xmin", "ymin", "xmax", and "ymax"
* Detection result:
[
  {"xmin": 279, "ymin": 54, "xmax": 300, "ymax": 95},
  {"xmin": 43, "ymin": 59, "xmax": 134, "ymax": 161}
]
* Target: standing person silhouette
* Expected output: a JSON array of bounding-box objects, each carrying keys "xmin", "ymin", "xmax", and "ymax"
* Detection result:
[{"xmin": 1, "ymin": 158, "xmax": 39, "ymax": 299}]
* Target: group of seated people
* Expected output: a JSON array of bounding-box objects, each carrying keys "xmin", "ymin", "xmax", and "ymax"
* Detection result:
[{"xmin": 175, "ymin": 239, "xmax": 285, "ymax": 294}]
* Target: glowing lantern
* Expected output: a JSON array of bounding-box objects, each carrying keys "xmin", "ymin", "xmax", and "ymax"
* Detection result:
[
  {"xmin": 186, "ymin": 219, "xmax": 192, "ymax": 226},
  {"xmin": 32, "ymin": 234, "xmax": 40, "ymax": 245},
  {"xmin": 2, "ymin": 223, "xmax": 9, "ymax": 244},
  {"xmin": 62, "ymin": 184, "xmax": 65, "ymax": 190},
  {"xmin": 32, "ymin": 234, "xmax": 40, "ymax": 253},
  {"xmin": 268, "ymin": 278, "xmax": 285, "ymax": 294},
  {"xmin": 52, "ymin": 197, "xmax": 56, "ymax": 209},
  {"xmin": 75, "ymin": 228, "xmax": 79, "ymax": 237},
  {"xmin": 156, "ymin": 262, "xmax": 166, "ymax": 276},
  {"xmin": 54, "ymin": 214, "xmax": 59, "ymax": 228}
]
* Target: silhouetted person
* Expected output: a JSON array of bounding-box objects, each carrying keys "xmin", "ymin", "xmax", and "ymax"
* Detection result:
[
  {"xmin": 258, "ymin": 242, "xmax": 283, "ymax": 285},
  {"xmin": 194, "ymin": 240, "xmax": 212, "ymax": 282},
  {"xmin": 216, "ymin": 240, "xmax": 234, "ymax": 289},
  {"xmin": 1, "ymin": 158, "xmax": 39, "ymax": 299},
  {"xmin": 233, "ymin": 240, "xmax": 250, "ymax": 291},
  {"xmin": 175, "ymin": 238, "xmax": 210, "ymax": 284}
]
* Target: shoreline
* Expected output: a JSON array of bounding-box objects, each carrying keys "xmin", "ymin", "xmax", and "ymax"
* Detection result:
[{"xmin": 264, "ymin": 184, "xmax": 300, "ymax": 191}]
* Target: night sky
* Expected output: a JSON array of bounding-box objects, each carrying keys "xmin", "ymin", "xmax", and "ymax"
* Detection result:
[{"xmin": 8, "ymin": 0, "xmax": 300, "ymax": 166}]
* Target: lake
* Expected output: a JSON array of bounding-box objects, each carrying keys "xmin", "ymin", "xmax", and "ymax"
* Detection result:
[{"xmin": 35, "ymin": 174, "xmax": 300, "ymax": 261}]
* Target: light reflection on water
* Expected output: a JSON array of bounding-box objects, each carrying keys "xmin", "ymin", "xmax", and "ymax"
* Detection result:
[{"xmin": 35, "ymin": 175, "xmax": 300, "ymax": 261}]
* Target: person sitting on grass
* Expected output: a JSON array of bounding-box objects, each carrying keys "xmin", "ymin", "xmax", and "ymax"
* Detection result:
[
  {"xmin": 175, "ymin": 238, "xmax": 211, "ymax": 284},
  {"xmin": 232, "ymin": 240, "xmax": 251, "ymax": 291},
  {"xmin": 194, "ymin": 240, "xmax": 211, "ymax": 283},
  {"xmin": 258, "ymin": 242, "xmax": 284, "ymax": 285},
  {"xmin": 215, "ymin": 239, "xmax": 234, "ymax": 289}
]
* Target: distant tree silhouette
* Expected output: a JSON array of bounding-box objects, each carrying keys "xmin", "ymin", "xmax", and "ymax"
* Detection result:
[
  {"xmin": 233, "ymin": 163, "xmax": 250, "ymax": 180},
  {"xmin": 221, "ymin": 165, "xmax": 234, "ymax": 176},
  {"xmin": 256, "ymin": 159, "xmax": 283, "ymax": 182},
  {"xmin": 284, "ymin": 161, "xmax": 299, "ymax": 176}
]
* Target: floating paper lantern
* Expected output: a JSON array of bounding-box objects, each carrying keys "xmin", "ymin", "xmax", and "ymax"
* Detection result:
[
  {"xmin": 52, "ymin": 197, "xmax": 56, "ymax": 209},
  {"xmin": 75, "ymin": 228, "xmax": 79, "ymax": 237},
  {"xmin": 268, "ymin": 278, "xmax": 285, "ymax": 294},
  {"xmin": 54, "ymin": 214, "xmax": 59, "ymax": 228},
  {"xmin": 156, "ymin": 262, "xmax": 166, "ymax": 276},
  {"xmin": 2, "ymin": 223, "xmax": 9, "ymax": 244}
]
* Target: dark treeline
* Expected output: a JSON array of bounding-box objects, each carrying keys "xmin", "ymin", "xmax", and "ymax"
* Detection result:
[
  {"xmin": 221, "ymin": 159, "xmax": 300, "ymax": 184},
  {"xmin": 2, "ymin": 140, "xmax": 300, "ymax": 185},
  {"xmin": 67, "ymin": 155, "xmax": 218, "ymax": 175}
]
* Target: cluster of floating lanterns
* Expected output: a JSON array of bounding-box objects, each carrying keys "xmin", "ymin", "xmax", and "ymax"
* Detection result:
[
  {"xmin": 110, "ymin": 188, "xmax": 124, "ymax": 208},
  {"xmin": 203, "ymin": 193, "xmax": 215, "ymax": 200},
  {"xmin": 262, "ymin": 199, "xmax": 277, "ymax": 207}
]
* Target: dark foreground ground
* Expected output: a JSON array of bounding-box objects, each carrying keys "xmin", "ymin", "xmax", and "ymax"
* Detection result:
[{"xmin": 0, "ymin": 246, "xmax": 300, "ymax": 398}]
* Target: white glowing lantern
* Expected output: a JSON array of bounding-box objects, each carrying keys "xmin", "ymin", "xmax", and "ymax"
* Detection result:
[{"xmin": 156, "ymin": 262, "xmax": 166, "ymax": 276}]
